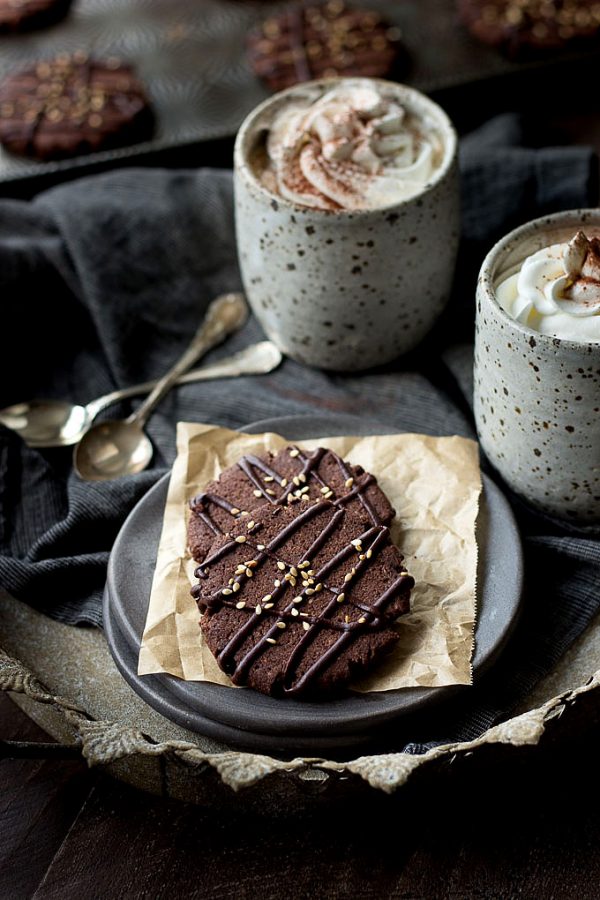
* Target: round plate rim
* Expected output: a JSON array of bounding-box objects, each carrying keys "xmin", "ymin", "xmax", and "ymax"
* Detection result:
[{"xmin": 104, "ymin": 414, "xmax": 523, "ymax": 741}]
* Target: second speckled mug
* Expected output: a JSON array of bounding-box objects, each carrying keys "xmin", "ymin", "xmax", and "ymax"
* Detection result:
[
  {"xmin": 474, "ymin": 209, "xmax": 600, "ymax": 526},
  {"xmin": 233, "ymin": 78, "xmax": 459, "ymax": 371}
]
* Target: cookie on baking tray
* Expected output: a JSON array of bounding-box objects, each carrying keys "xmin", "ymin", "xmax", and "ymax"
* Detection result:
[
  {"xmin": 191, "ymin": 499, "xmax": 413, "ymax": 698},
  {"xmin": 0, "ymin": 0, "xmax": 73, "ymax": 34},
  {"xmin": 246, "ymin": 0, "xmax": 407, "ymax": 92},
  {"xmin": 187, "ymin": 444, "xmax": 395, "ymax": 563},
  {"xmin": 0, "ymin": 52, "xmax": 154, "ymax": 160},
  {"xmin": 457, "ymin": 0, "xmax": 600, "ymax": 57}
]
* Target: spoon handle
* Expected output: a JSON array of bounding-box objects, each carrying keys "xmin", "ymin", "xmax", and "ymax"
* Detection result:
[
  {"xmin": 84, "ymin": 342, "xmax": 281, "ymax": 422},
  {"xmin": 127, "ymin": 293, "xmax": 247, "ymax": 429}
]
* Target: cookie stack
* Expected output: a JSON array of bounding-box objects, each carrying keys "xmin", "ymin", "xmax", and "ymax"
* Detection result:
[{"xmin": 189, "ymin": 446, "xmax": 413, "ymax": 699}]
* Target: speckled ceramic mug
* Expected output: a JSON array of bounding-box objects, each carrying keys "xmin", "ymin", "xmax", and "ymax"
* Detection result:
[
  {"xmin": 234, "ymin": 78, "xmax": 459, "ymax": 371},
  {"xmin": 474, "ymin": 209, "xmax": 600, "ymax": 525}
]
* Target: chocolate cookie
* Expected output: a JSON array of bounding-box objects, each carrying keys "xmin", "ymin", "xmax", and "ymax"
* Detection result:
[
  {"xmin": 246, "ymin": 0, "xmax": 407, "ymax": 93},
  {"xmin": 188, "ymin": 445, "xmax": 395, "ymax": 563},
  {"xmin": 0, "ymin": 53, "xmax": 154, "ymax": 160},
  {"xmin": 191, "ymin": 499, "xmax": 413, "ymax": 698},
  {"xmin": 0, "ymin": 0, "xmax": 73, "ymax": 34},
  {"xmin": 457, "ymin": 0, "xmax": 600, "ymax": 57}
]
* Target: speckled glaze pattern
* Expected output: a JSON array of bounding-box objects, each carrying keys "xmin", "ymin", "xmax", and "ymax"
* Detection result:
[
  {"xmin": 234, "ymin": 78, "xmax": 459, "ymax": 371},
  {"xmin": 474, "ymin": 210, "xmax": 600, "ymax": 525}
]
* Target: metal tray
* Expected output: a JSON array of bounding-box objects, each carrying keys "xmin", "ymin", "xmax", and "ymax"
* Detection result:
[{"xmin": 1, "ymin": 0, "xmax": 599, "ymax": 195}]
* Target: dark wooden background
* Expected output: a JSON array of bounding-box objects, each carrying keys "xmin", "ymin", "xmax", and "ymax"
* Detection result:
[{"xmin": 3, "ymin": 690, "xmax": 600, "ymax": 900}]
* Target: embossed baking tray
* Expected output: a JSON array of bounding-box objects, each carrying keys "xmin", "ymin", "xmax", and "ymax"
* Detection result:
[{"xmin": 0, "ymin": 0, "xmax": 599, "ymax": 193}]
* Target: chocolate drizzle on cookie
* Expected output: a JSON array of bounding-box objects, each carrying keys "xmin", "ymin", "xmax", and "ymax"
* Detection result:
[
  {"xmin": 0, "ymin": 53, "xmax": 154, "ymax": 160},
  {"xmin": 192, "ymin": 500, "xmax": 413, "ymax": 697},
  {"xmin": 189, "ymin": 445, "xmax": 385, "ymax": 557},
  {"xmin": 246, "ymin": 1, "xmax": 406, "ymax": 92}
]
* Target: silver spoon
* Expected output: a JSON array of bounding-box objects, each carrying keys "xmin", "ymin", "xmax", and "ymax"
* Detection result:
[
  {"xmin": 73, "ymin": 292, "xmax": 248, "ymax": 481},
  {"xmin": 0, "ymin": 341, "xmax": 280, "ymax": 449}
]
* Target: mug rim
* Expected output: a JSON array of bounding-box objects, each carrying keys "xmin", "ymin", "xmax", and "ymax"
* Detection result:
[
  {"xmin": 233, "ymin": 76, "xmax": 458, "ymax": 219},
  {"xmin": 478, "ymin": 208, "xmax": 600, "ymax": 352}
]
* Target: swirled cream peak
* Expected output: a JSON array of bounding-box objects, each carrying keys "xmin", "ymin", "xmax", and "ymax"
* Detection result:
[
  {"xmin": 495, "ymin": 231, "xmax": 600, "ymax": 342},
  {"xmin": 258, "ymin": 81, "xmax": 441, "ymax": 211}
]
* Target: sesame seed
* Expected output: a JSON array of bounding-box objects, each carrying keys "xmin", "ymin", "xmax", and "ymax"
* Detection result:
[
  {"xmin": 289, "ymin": 448, "xmax": 300, "ymax": 458},
  {"xmin": 257, "ymin": 544, "xmax": 266, "ymax": 551},
  {"xmin": 247, "ymin": 521, "xmax": 255, "ymax": 530},
  {"xmin": 274, "ymin": 579, "xmax": 281, "ymax": 588},
  {"xmin": 302, "ymin": 622, "xmax": 311, "ymax": 631},
  {"xmin": 290, "ymin": 567, "xmax": 298, "ymax": 577},
  {"xmin": 277, "ymin": 561, "xmax": 286, "ymax": 570},
  {"xmin": 235, "ymin": 565, "xmax": 246, "ymax": 575},
  {"xmin": 230, "ymin": 507, "xmax": 240, "ymax": 515},
  {"xmin": 299, "ymin": 473, "xmax": 306, "ymax": 483},
  {"xmin": 291, "ymin": 608, "xmax": 299, "ymax": 616},
  {"xmin": 245, "ymin": 568, "xmax": 253, "ymax": 577},
  {"xmin": 266, "ymin": 488, "xmax": 275, "ymax": 496},
  {"xmin": 280, "ymin": 478, "xmax": 288, "ymax": 487},
  {"xmin": 264, "ymin": 602, "xmax": 274, "ymax": 609},
  {"xmin": 325, "ymin": 491, "xmax": 334, "ymax": 499},
  {"xmin": 344, "ymin": 573, "xmax": 353, "ymax": 583},
  {"xmin": 235, "ymin": 535, "xmax": 247, "ymax": 543},
  {"xmin": 366, "ymin": 549, "xmax": 372, "ymax": 558},
  {"xmin": 345, "ymin": 477, "xmax": 354, "ymax": 488},
  {"xmin": 245, "ymin": 560, "xmax": 258, "ymax": 567},
  {"xmin": 293, "ymin": 476, "xmax": 300, "ymax": 487},
  {"xmin": 222, "ymin": 588, "xmax": 232, "ymax": 595},
  {"xmin": 232, "ymin": 582, "xmax": 241, "ymax": 593},
  {"xmin": 241, "ymin": 511, "xmax": 250, "ymax": 517},
  {"xmin": 236, "ymin": 601, "xmax": 246, "ymax": 609},
  {"xmin": 359, "ymin": 554, "xmax": 366, "ymax": 561},
  {"xmin": 358, "ymin": 616, "xmax": 366, "ymax": 623},
  {"xmin": 266, "ymin": 637, "xmax": 277, "ymax": 644},
  {"xmin": 299, "ymin": 561, "xmax": 310, "ymax": 569},
  {"xmin": 292, "ymin": 596, "xmax": 303, "ymax": 604},
  {"xmin": 337, "ymin": 593, "xmax": 345, "ymax": 603},
  {"xmin": 351, "ymin": 539, "xmax": 362, "ymax": 548},
  {"xmin": 255, "ymin": 605, "xmax": 262, "ymax": 615},
  {"xmin": 262, "ymin": 594, "xmax": 272, "ymax": 603},
  {"xmin": 302, "ymin": 581, "xmax": 310, "ymax": 588},
  {"xmin": 306, "ymin": 588, "xmax": 315, "ymax": 595},
  {"xmin": 344, "ymin": 615, "xmax": 349, "ymax": 623},
  {"xmin": 253, "ymin": 489, "xmax": 262, "ymax": 497},
  {"xmin": 320, "ymin": 486, "xmax": 330, "ymax": 494},
  {"xmin": 315, "ymin": 583, "xmax": 323, "ymax": 592},
  {"xmin": 264, "ymin": 475, "xmax": 274, "ymax": 482},
  {"xmin": 301, "ymin": 495, "xmax": 310, "ymax": 502},
  {"xmin": 277, "ymin": 621, "xmax": 286, "ymax": 629}
]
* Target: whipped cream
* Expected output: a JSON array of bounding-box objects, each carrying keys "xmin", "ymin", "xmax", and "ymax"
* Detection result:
[
  {"xmin": 496, "ymin": 232, "xmax": 600, "ymax": 343},
  {"xmin": 258, "ymin": 80, "xmax": 442, "ymax": 211}
]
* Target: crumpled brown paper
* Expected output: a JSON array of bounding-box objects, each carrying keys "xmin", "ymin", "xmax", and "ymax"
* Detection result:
[{"xmin": 138, "ymin": 423, "xmax": 481, "ymax": 692}]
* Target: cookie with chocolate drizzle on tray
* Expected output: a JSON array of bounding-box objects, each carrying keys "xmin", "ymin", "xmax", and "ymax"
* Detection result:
[
  {"xmin": 191, "ymin": 498, "xmax": 413, "ymax": 698},
  {"xmin": 188, "ymin": 445, "xmax": 395, "ymax": 563}
]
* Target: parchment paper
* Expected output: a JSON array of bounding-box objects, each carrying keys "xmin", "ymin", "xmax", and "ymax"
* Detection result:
[{"xmin": 138, "ymin": 424, "xmax": 481, "ymax": 692}]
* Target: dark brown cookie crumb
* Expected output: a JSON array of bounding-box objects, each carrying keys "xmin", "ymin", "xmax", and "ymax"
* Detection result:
[
  {"xmin": 246, "ymin": 0, "xmax": 407, "ymax": 93},
  {"xmin": 0, "ymin": 53, "xmax": 154, "ymax": 160},
  {"xmin": 192, "ymin": 500, "xmax": 413, "ymax": 699},
  {"xmin": 457, "ymin": 0, "xmax": 600, "ymax": 58},
  {"xmin": 188, "ymin": 444, "xmax": 396, "ymax": 563}
]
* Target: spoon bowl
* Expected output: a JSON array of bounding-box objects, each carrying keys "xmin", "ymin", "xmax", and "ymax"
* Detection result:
[
  {"xmin": 73, "ymin": 292, "xmax": 249, "ymax": 481},
  {"xmin": 0, "ymin": 341, "xmax": 281, "ymax": 449},
  {"xmin": 74, "ymin": 420, "xmax": 153, "ymax": 481}
]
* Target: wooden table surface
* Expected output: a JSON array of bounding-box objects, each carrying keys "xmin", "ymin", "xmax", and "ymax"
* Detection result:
[{"xmin": 3, "ymin": 690, "xmax": 600, "ymax": 900}]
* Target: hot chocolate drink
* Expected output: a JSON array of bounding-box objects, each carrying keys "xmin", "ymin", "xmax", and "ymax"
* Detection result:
[
  {"xmin": 495, "ymin": 231, "xmax": 600, "ymax": 342},
  {"xmin": 253, "ymin": 79, "xmax": 445, "ymax": 211}
]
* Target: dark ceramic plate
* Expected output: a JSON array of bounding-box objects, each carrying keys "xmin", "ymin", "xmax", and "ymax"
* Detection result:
[{"xmin": 103, "ymin": 414, "xmax": 523, "ymax": 753}]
